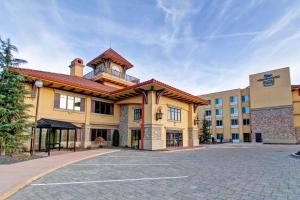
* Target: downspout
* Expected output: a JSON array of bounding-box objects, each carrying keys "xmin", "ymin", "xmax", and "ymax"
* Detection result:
[{"xmin": 141, "ymin": 95, "xmax": 145, "ymax": 150}]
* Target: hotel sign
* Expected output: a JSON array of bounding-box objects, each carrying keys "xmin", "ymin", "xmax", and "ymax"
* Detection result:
[{"xmin": 257, "ymin": 73, "xmax": 280, "ymax": 87}]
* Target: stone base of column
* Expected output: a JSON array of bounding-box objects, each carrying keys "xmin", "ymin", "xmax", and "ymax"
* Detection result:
[
  {"xmin": 143, "ymin": 124, "xmax": 165, "ymax": 150},
  {"xmin": 188, "ymin": 128, "xmax": 199, "ymax": 147},
  {"xmin": 81, "ymin": 125, "xmax": 91, "ymax": 148}
]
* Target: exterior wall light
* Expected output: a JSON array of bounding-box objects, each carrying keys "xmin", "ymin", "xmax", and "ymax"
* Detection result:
[
  {"xmin": 35, "ymin": 79, "xmax": 43, "ymax": 88},
  {"xmin": 194, "ymin": 116, "xmax": 201, "ymax": 125},
  {"xmin": 156, "ymin": 107, "xmax": 163, "ymax": 121}
]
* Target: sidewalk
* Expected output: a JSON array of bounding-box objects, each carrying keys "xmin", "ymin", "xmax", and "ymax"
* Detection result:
[{"xmin": 0, "ymin": 149, "xmax": 119, "ymax": 200}]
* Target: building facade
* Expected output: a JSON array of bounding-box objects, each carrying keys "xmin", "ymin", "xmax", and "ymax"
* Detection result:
[
  {"xmin": 198, "ymin": 67, "xmax": 300, "ymax": 144},
  {"xmin": 13, "ymin": 48, "xmax": 207, "ymax": 151}
]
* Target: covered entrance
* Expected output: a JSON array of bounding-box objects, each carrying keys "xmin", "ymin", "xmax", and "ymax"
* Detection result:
[
  {"xmin": 31, "ymin": 118, "xmax": 80, "ymax": 156},
  {"xmin": 255, "ymin": 133, "xmax": 262, "ymax": 143},
  {"xmin": 243, "ymin": 133, "xmax": 251, "ymax": 142},
  {"xmin": 131, "ymin": 129, "xmax": 141, "ymax": 149},
  {"xmin": 166, "ymin": 131, "xmax": 183, "ymax": 148}
]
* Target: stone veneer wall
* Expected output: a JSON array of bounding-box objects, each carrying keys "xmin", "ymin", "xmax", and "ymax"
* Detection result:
[
  {"xmin": 188, "ymin": 128, "xmax": 199, "ymax": 147},
  {"xmin": 251, "ymin": 105, "xmax": 296, "ymax": 144},
  {"xmin": 144, "ymin": 124, "xmax": 164, "ymax": 150},
  {"xmin": 119, "ymin": 105, "xmax": 129, "ymax": 147},
  {"xmin": 296, "ymin": 127, "xmax": 300, "ymax": 143}
]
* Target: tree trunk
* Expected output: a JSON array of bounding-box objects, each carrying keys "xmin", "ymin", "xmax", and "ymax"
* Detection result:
[{"xmin": 0, "ymin": 142, "xmax": 5, "ymax": 156}]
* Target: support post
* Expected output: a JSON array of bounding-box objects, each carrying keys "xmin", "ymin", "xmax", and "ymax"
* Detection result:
[
  {"xmin": 47, "ymin": 128, "xmax": 50, "ymax": 156},
  {"xmin": 59, "ymin": 129, "xmax": 62, "ymax": 151},
  {"xmin": 141, "ymin": 95, "xmax": 145, "ymax": 150},
  {"xmin": 74, "ymin": 129, "xmax": 77, "ymax": 152},
  {"xmin": 38, "ymin": 128, "xmax": 42, "ymax": 151},
  {"xmin": 67, "ymin": 129, "xmax": 69, "ymax": 149}
]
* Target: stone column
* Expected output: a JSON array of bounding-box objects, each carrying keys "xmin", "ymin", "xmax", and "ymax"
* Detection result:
[
  {"xmin": 144, "ymin": 124, "xmax": 164, "ymax": 150},
  {"xmin": 188, "ymin": 128, "xmax": 199, "ymax": 147},
  {"xmin": 119, "ymin": 105, "xmax": 129, "ymax": 147},
  {"xmin": 81, "ymin": 125, "xmax": 91, "ymax": 148}
]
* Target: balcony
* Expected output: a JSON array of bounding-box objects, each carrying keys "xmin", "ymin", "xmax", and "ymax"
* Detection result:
[{"xmin": 84, "ymin": 67, "xmax": 140, "ymax": 84}]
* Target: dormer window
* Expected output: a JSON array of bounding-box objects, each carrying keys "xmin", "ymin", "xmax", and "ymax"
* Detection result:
[{"xmin": 112, "ymin": 65, "xmax": 121, "ymax": 77}]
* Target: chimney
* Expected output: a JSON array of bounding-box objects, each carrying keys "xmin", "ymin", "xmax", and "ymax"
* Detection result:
[{"xmin": 69, "ymin": 58, "xmax": 84, "ymax": 77}]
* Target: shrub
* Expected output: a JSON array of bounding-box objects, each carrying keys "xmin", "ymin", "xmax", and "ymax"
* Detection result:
[{"xmin": 112, "ymin": 130, "xmax": 119, "ymax": 147}]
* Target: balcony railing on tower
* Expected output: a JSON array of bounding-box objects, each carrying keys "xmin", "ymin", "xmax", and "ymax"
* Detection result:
[{"xmin": 83, "ymin": 67, "xmax": 140, "ymax": 83}]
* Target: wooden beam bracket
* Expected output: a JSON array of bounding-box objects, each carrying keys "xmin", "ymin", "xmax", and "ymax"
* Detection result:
[
  {"xmin": 155, "ymin": 89, "xmax": 165, "ymax": 104},
  {"xmin": 134, "ymin": 89, "xmax": 148, "ymax": 104}
]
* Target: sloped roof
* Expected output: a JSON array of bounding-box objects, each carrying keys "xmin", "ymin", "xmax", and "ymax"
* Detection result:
[
  {"xmin": 11, "ymin": 67, "xmax": 116, "ymax": 94},
  {"xmin": 87, "ymin": 48, "xmax": 134, "ymax": 68},
  {"xmin": 12, "ymin": 67, "xmax": 208, "ymax": 104},
  {"xmin": 37, "ymin": 118, "xmax": 79, "ymax": 129}
]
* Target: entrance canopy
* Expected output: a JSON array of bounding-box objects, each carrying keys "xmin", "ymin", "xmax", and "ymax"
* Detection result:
[{"xmin": 37, "ymin": 118, "xmax": 80, "ymax": 129}]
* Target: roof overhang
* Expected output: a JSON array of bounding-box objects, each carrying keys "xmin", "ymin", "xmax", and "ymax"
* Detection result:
[{"xmin": 111, "ymin": 79, "xmax": 209, "ymax": 105}]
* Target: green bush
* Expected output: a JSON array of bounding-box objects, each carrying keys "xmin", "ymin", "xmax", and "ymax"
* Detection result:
[{"xmin": 112, "ymin": 130, "xmax": 119, "ymax": 147}]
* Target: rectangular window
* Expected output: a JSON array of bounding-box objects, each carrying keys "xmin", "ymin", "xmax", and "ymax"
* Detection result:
[
  {"xmin": 216, "ymin": 109, "xmax": 223, "ymax": 116},
  {"xmin": 214, "ymin": 98, "xmax": 222, "ymax": 106},
  {"xmin": 205, "ymin": 110, "xmax": 211, "ymax": 116},
  {"xmin": 217, "ymin": 134, "xmax": 223, "ymax": 140},
  {"xmin": 231, "ymin": 119, "xmax": 239, "ymax": 126},
  {"xmin": 230, "ymin": 96, "xmax": 238, "ymax": 103},
  {"xmin": 230, "ymin": 107, "xmax": 238, "ymax": 115},
  {"xmin": 243, "ymin": 119, "xmax": 250, "ymax": 125},
  {"xmin": 92, "ymin": 100, "xmax": 114, "ymax": 115},
  {"xmin": 59, "ymin": 94, "xmax": 67, "ymax": 109},
  {"xmin": 134, "ymin": 108, "xmax": 142, "ymax": 120},
  {"xmin": 242, "ymin": 107, "xmax": 250, "ymax": 114},
  {"xmin": 232, "ymin": 133, "xmax": 239, "ymax": 140},
  {"xmin": 216, "ymin": 120, "xmax": 223, "ymax": 127},
  {"xmin": 241, "ymin": 95, "xmax": 249, "ymax": 102},
  {"xmin": 56, "ymin": 93, "xmax": 84, "ymax": 111},
  {"xmin": 91, "ymin": 129, "xmax": 108, "ymax": 141},
  {"xmin": 168, "ymin": 107, "xmax": 181, "ymax": 121}
]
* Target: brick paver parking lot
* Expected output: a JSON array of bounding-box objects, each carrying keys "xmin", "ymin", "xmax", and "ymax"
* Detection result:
[{"xmin": 8, "ymin": 144, "xmax": 300, "ymax": 200}]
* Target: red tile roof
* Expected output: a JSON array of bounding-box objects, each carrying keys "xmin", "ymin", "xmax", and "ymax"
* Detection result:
[
  {"xmin": 111, "ymin": 79, "xmax": 209, "ymax": 104},
  {"xmin": 11, "ymin": 67, "xmax": 115, "ymax": 94},
  {"xmin": 292, "ymin": 85, "xmax": 300, "ymax": 89},
  {"xmin": 87, "ymin": 48, "xmax": 134, "ymax": 68},
  {"xmin": 12, "ymin": 67, "xmax": 208, "ymax": 104}
]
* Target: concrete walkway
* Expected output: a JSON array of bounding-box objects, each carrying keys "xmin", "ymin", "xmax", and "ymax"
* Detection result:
[{"xmin": 0, "ymin": 149, "xmax": 119, "ymax": 200}]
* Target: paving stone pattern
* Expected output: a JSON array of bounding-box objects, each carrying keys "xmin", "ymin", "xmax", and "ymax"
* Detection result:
[{"xmin": 9, "ymin": 145, "xmax": 300, "ymax": 200}]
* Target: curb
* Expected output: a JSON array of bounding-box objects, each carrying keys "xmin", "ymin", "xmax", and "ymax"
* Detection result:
[
  {"xmin": 0, "ymin": 149, "xmax": 120, "ymax": 200},
  {"xmin": 163, "ymin": 147, "xmax": 206, "ymax": 153}
]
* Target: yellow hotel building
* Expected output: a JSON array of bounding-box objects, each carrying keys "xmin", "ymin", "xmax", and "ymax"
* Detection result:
[
  {"xmin": 12, "ymin": 48, "xmax": 207, "ymax": 151},
  {"xmin": 198, "ymin": 67, "xmax": 300, "ymax": 144}
]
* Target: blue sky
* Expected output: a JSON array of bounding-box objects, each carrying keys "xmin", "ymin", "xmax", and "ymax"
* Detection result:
[{"xmin": 0, "ymin": 0, "xmax": 299, "ymax": 94}]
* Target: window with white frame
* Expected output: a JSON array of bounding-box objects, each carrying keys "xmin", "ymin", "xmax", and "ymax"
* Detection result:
[
  {"xmin": 205, "ymin": 110, "xmax": 211, "ymax": 116},
  {"xmin": 168, "ymin": 107, "xmax": 181, "ymax": 121},
  {"xmin": 231, "ymin": 119, "xmax": 239, "ymax": 126},
  {"xmin": 214, "ymin": 98, "xmax": 222, "ymax": 106},
  {"xmin": 241, "ymin": 95, "xmax": 249, "ymax": 102},
  {"xmin": 230, "ymin": 107, "xmax": 238, "ymax": 115},
  {"xmin": 230, "ymin": 96, "xmax": 238, "ymax": 104},
  {"xmin": 242, "ymin": 107, "xmax": 250, "ymax": 114},
  {"xmin": 232, "ymin": 133, "xmax": 239, "ymax": 141},
  {"xmin": 216, "ymin": 120, "xmax": 223, "ymax": 127},
  {"xmin": 216, "ymin": 109, "xmax": 223, "ymax": 116},
  {"xmin": 55, "ymin": 93, "xmax": 85, "ymax": 111},
  {"xmin": 243, "ymin": 119, "xmax": 250, "ymax": 125}
]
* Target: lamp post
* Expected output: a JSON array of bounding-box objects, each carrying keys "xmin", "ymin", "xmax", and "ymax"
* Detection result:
[{"xmin": 31, "ymin": 80, "xmax": 43, "ymax": 156}]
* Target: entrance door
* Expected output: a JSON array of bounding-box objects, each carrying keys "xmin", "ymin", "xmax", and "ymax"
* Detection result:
[
  {"xmin": 255, "ymin": 133, "xmax": 262, "ymax": 143},
  {"xmin": 131, "ymin": 130, "xmax": 141, "ymax": 149},
  {"xmin": 166, "ymin": 131, "xmax": 183, "ymax": 148},
  {"xmin": 243, "ymin": 133, "xmax": 251, "ymax": 142}
]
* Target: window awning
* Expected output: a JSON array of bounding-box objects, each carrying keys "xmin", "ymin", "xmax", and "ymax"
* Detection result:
[{"xmin": 37, "ymin": 118, "xmax": 80, "ymax": 129}]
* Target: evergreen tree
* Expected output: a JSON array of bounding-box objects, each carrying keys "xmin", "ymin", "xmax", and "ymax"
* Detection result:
[
  {"xmin": 0, "ymin": 37, "xmax": 31, "ymax": 156},
  {"xmin": 202, "ymin": 117, "xmax": 211, "ymax": 143}
]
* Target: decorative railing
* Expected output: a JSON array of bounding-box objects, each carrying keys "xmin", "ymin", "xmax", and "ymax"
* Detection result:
[{"xmin": 84, "ymin": 67, "xmax": 140, "ymax": 83}]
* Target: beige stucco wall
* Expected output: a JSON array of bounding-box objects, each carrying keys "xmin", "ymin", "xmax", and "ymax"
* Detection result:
[
  {"xmin": 198, "ymin": 88, "xmax": 249, "ymax": 142},
  {"xmin": 249, "ymin": 67, "xmax": 293, "ymax": 108},
  {"xmin": 293, "ymin": 89, "xmax": 300, "ymax": 127}
]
